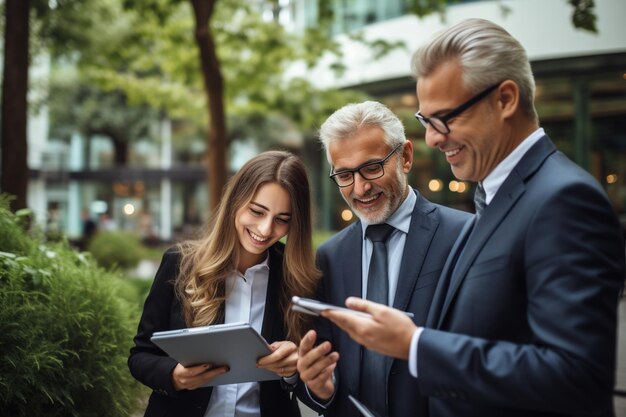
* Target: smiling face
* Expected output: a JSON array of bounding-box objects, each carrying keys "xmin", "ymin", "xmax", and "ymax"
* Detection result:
[
  {"xmin": 417, "ymin": 59, "xmax": 510, "ymax": 182},
  {"xmin": 328, "ymin": 126, "xmax": 411, "ymax": 224},
  {"xmin": 234, "ymin": 181, "xmax": 291, "ymax": 271}
]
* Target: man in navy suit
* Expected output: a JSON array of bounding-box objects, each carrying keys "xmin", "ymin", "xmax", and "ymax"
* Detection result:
[
  {"xmin": 323, "ymin": 18, "xmax": 626, "ymax": 417},
  {"xmin": 296, "ymin": 101, "xmax": 470, "ymax": 417}
]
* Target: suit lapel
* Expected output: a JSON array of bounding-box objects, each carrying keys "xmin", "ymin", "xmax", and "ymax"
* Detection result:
[
  {"xmin": 261, "ymin": 245, "xmax": 283, "ymax": 341},
  {"xmin": 386, "ymin": 191, "xmax": 438, "ymax": 391},
  {"xmin": 436, "ymin": 136, "xmax": 557, "ymax": 327},
  {"xmin": 437, "ymin": 177, "xmax": 524, "ymax": 326},
  {"xmin": 338, "ymin": 223, "xmax": 364, "ymax": 396},
  {"xmin": 341, "ymin": 222, "xmax": 364, "ymax": 301},
  {"xmin": 392, "ymin": 190, "xmax": 438, "ymax": 312},
  {"xmin": 427, "ymin": 216, "xmax": 475, "ymax": 328}
]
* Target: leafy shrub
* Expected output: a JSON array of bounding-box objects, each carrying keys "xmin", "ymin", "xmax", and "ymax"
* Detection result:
[
  {"xmin": 87, "ymin": 231, "xmax": 144, "ymax": 271},
  {"xmin": 0, "ymin": 196, "xmax": 142, "ymax": 417}
]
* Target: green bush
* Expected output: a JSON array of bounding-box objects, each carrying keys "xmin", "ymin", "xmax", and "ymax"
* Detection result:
[
  {"xmin": 0, "ymin": 196, "xmax": 142, "ymax": 417},
  {"xmin": 87, "ymin": 231, "xmax": 144, "ymax": 271}
]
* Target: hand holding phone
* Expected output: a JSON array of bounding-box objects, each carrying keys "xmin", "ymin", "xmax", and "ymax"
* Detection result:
[{"xmin": 291, "ymin": 296, "xmax": 414, "ymax": 319}]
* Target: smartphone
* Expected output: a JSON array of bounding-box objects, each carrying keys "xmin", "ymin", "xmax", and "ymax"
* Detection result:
[{"xmin": 291, "ymin": 296, "xmax": 414, "ymax": 319}]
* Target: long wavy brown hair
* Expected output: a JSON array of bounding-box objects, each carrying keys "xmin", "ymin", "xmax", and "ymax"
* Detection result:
[{"xmin": 175, "ymin": 151, "xmax": 320, "ymax": 342}]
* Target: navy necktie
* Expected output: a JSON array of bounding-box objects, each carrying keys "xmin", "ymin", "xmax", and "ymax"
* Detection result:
[
  {"xmin": 359, "ymin": 223, "xmax": 395, "ymax": 415},
  {"xmin": 474, "ymin": 183, "xmax": 486, "ymax": 218}
]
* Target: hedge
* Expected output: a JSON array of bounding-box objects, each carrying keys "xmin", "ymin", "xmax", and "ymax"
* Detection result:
[{"xmin": 0, "ymin": 196, "xmax": 142, "ymax": 417}]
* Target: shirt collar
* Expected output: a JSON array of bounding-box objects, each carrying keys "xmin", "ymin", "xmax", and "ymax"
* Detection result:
[
  {"xmin": 360, "ymin": 188, "xmax": 416, "ymax": 238},
  {"xmin": 481, "ymin": 128, "xmax": 545, "ymax": 204},
  {"xmin": 234, "ymin": 252, "xmax": 270, "ymax": 280}
]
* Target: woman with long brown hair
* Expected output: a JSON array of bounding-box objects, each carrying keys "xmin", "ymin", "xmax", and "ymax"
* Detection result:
[{"xmin": 129, "ymin": 151, "xmax": 320, "ymax": 417}]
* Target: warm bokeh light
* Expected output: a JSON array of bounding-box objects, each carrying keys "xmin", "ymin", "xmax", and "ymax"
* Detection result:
[
  {"xmin": 401, "ymin": 94, "xmax": 418, "ymax": 107},
  {"xmin": 457, "ymin": 182, "xmax": 467, "ymax": 193},
  {"xmin": 341, "ymin": 209, "xmax": 354, "ymax": 222},
  {"xmin": 428, "ymin": 179, "xmax": 443, "ymax": 192},
  {"xmin": 449, "ymin": 180, "xmax": 459, "ymax": 192},
  {"xmin": 123, "ymin": 203, "xmax": 135, "ymax": 215},
  {"xmin": 607, "ymin": 174, "xmax": 618, "ymax": 184}
]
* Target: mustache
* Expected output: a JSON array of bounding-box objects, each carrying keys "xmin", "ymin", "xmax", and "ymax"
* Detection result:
[{"xmin": 350, "ymin": 187, "xmax": 385, "ymax": 201}]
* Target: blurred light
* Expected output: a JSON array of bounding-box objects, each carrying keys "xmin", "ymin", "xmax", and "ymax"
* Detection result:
[
  {"xmin": 607, "ymin": 174, "xmax": 618, "ymax": 184},
  {"xmin": 449, "ymin": 180, "xmax": 459, "ymax": 192},
  {"xmin": 457, "ymin": 182, "xmax": 467, "ymax": 193},
  {"xmin": 623, "ymin": 73, "xmax": 626, "ymax": 81},
  {"xmin": 91, "ymin": 200, "xmax": 108, "ymax": 214},
  {"xmin": 341, "ymin": 209, "xmax": 354, "ymax": 222},
  {"xmin": 428, "ymin": 179, "xmax": 443, "ymax": 192},
  {"xmin": 123, "ymin": 203, "xmax": 135, "ymax": 216},
  {"xmin": 401, "ymin": 94, "xmax": 417, "ymax": 107}
]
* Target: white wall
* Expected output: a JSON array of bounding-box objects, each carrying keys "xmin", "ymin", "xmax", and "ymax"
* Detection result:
[{"xmin": 293, "ymin": 0, "xmax": 626, "ymax": 89}]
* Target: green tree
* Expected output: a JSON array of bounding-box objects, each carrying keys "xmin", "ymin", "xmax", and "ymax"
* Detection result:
[
  {"xmin": 1, "ymin": 0, "xmax": 113, "ymax": 211},
  {"xmin": 49, "ymin": 70, "xmax": 157, "ymax": 166},
  {"xmin": 1, "ymin": 0, "xmax": 599, "ymax": 213}
]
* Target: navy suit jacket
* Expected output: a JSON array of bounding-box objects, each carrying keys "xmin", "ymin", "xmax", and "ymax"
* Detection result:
[
  {"xmin": 299, "ymin": 189, "xmax": 470, "ymax": 417},
  {"xmin": 418, "ymin": 136, "xmax": 626, "ymax": 417},
  {"xmin": 128, "ymin": 243, "xmax": 300, "ymax": 417}
]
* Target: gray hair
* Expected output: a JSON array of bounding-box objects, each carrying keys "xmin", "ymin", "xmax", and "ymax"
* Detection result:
[
  {"xmin": 410, "ymin": 18, "xmax": 538, "ymax": 122},
  {"xmin": 319, "ymin": 101, "xmax": 406, "ymax": 163}
]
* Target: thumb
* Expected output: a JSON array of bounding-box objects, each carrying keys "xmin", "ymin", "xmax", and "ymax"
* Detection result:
[{"xmin": 345, "ymin": 297, "xmax": 380, "ymax": 314}]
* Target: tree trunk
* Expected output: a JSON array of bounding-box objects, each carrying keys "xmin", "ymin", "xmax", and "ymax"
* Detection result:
[
  {"xmin": 110, "ymin": 136, "xmax": 129, "ymax": 166},
  {"xmin": 190, "ymin": 0, "xmax": 228, "ymax": 213},
  {"xmin": 1, "ymin": 0, "xmax": 30, "ymax": 212}
]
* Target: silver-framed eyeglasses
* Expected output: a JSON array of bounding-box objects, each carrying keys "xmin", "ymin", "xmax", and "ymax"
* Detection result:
[
  {"xmin": 329, "ymin": 143, "xmax": 403, "ymax": 187},
  {"xmin": 415, "ymin": 83, "xmax": 500, "ymax": 134}
]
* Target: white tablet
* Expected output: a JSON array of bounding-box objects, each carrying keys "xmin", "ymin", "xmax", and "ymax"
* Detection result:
[{"xmin": 150, "ymin": 322, "xmax": 279, "ymax": 386}]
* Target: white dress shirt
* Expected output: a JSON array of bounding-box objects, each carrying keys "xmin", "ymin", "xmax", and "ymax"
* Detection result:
[
  {"xmin": 409, "ymin": 128, "xmax": 546, "ymax": 378},
  {"xmin": 204, "ymin": 257, "xmax": 270, "ymax": 417}
]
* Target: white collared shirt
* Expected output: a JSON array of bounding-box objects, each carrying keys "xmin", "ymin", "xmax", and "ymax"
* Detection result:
[
  {"xmin": 204, "ymin": 257, "xmax": 270, "ymax": 417},
  {"xmin": 360, "ymin": 189, "xmax": 416, "ymax": 306},
  {"xmin": 481, "ymin": 128, "xmax": 545, "ymax": 204}
]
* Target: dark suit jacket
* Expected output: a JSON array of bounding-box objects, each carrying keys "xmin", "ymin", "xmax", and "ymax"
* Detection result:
[
  {"xmin": 128, "ymin": 243, "xmax": 300, "ymax": 417},
  {"xmin": 418, "ymin": 136, "xmax": 626, "ymax": 417},
  {"xmin": 298, "ymin": 189, "xmax": 470, "ymax": 417}
]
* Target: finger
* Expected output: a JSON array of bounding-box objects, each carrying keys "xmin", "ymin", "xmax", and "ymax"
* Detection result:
[
  {"xmin": 189, "ymin": 366, "xmax": 229, "ymax": 389},
  {"xmin": 299, "ymin": 349, "xmax": 339, "ymax": 382},
  {"xmin": 268, "ymin": 341, "xmax": 280, "ymax": 351},
  {"xmin": 309, "ymin": 360, "xmax": 337, "ymax": 385},
  {"xmin": 298, "ymin": 340, "xmax": 332, "ymax": 370},
  {"xmin": 188, "ymin": 363, "xmax": 213, "ymax": 376},
  {"xmin": 298, "ymin": 330, "xmax": 317, "ymax": 355},
  {"xmin": 345, "ymin": 297, "xmax": 384, "ymax": 314},
  {"xmin": 257, "ymin": 341, "xmax": 296, "ymax": 367},
  {"xmin": 323, "ymin": 309, "xmax": 369, "ymax": 334},
  {"xmin": 175, "ymin": 365, "xmax": 228, "ymax": 390}
]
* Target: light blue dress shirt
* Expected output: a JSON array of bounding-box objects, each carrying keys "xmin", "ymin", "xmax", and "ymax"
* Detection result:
[{"xmin": 361, "ymin": 189, "xmax": 417, "ymax": 306}]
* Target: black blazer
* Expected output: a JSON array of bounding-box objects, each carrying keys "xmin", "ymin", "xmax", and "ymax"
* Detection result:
[
  {"xmin": 297, "ymin": 190, "xmax": 471, "ymax": 417},
  {"xmin": 418, "ymin": 136, "xmax": 626, "ymax": 417},
  {"xmin": 128, "ymin": 243, "xmax": 300, "ymax": 417}
]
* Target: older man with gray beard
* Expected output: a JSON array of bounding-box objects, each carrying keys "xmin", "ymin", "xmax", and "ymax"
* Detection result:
[{"xmin": 295, "ymin": 101, "xmax": 470, "ymax": 417}]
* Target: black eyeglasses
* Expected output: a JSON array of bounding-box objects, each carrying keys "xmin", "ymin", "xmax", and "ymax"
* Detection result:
[
  {"xmin": 415, "ymin": 83, "xmax": 500, "ymax": 134},
  {"xmin": 329, "ymin": 143, "xmax": 403, "ymax": 187}
]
